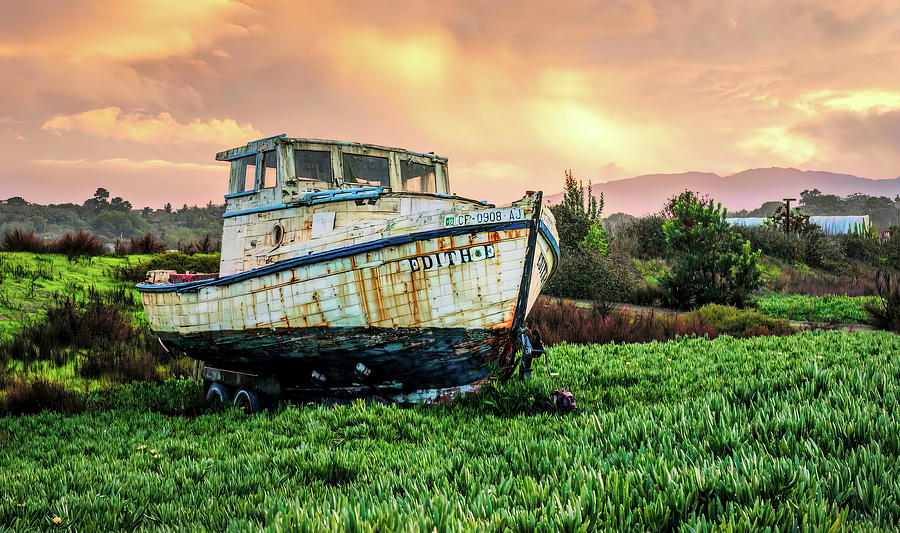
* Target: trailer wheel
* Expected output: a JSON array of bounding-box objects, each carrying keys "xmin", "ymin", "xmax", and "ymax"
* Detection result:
[
  {"xmin": 233, "ymin": 389, "xmax": 261, "ymax": 413},
  {"xmin": 206, "ymin": 383, "xmax": 232, "ymax": 404}
]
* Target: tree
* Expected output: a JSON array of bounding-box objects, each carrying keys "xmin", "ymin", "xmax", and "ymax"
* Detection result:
[
  {"xmin": 548, "ymin": 170, "xmax": 604, "ymax": 252},
  {"xmin": 164, "ymin": 203, "xmax": 173, "ymax": 214},
  {"xmin": 6, "ymin": 197, "xmax": 27, "ymax": 205},
  {"xmin": 110, "ymin": 196, "xmax": 132, "ymax": 212},
  {"xmin": 660, "ymin": 191, "xmax": 761, "ymax": 308},
  {"xmin": 83, "ymin": 187, "xmax": 112, "ymax": 214},
  {"xmin": 544, "ymin": 171, "xmax": 634, "ymax": 306}
]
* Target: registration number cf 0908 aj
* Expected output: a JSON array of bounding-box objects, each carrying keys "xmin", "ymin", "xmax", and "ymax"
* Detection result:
[{"xmin": 444, "ymin": 208, "xmax": 523, "ymax": 227}]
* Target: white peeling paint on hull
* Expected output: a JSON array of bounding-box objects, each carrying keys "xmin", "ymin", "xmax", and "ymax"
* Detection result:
[{"xmin": 141, "ymin": 226, "xmax": 532, "ymax": 334}]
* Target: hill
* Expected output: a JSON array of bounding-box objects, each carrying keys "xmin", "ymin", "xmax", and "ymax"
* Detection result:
[{"xmin": 544, "ymin": 168, "xmax": 900, "ymax": 216}]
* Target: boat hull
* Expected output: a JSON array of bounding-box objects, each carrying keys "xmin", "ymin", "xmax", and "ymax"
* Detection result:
[
  {"xmin": 159, "ymin": 325, "xmax": 507, "ymax": 396},
  {"xmin": 138, "ymin": 192, "xmax": 559, "ymax": 397}
]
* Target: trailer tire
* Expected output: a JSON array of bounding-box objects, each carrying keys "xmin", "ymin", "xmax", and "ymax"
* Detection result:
[
  {"xmin": 206, "ymin": 383, "xmax": 231, "ymax": 404},
  {"xmin": 233, "ymin": 389, "xmax": 261, "ymax": 413}
]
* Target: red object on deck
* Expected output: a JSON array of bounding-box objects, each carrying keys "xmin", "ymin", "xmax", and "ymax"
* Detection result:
[{"xmin": 169, "ymin": 273, "xmax": 218, "ymax": 283}]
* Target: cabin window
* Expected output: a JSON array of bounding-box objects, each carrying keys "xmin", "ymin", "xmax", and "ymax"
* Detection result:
[
  {"xmin": 233, "ymin": 154, "xmax": 257, "ymax": 193},
  {"xmin": 261, "ymin": 150, "xmax": 277, "ymax": 189},
  {"xmin": 294, "ymin": 150, "xmax": 333, "ymax": 183},
  {"xmin": 342, "ymin": 153, "xmax": 389, "ymax": 187},
  {"xmin": 400, "ymin": 161, "xmax": 436, "ymax": 193}
]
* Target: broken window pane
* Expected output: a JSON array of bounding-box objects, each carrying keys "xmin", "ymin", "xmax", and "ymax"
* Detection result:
[
  {"xmin": 261, "ymin": 150, "xmax": 277, "ymax": 188},
  {"xmin": 342, "ymin": 153, "xmax": 389, "ymax": 187},
  {"xmin": 294, "ymin": 150, "xmax": 333, "ymax": 183},
  {"xmin": 400, "ymin": 161, "xmax": 436, "ymax": 193},
  {"xmin": 233, "ymin": 154, "xmax": 257, "ymax": 193}
]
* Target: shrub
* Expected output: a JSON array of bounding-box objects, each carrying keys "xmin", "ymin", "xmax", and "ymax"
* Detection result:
[
  {"xmin": 800, "ymin": 228, "xmax": 847, "ymax": 272},
  {"xmin": 614, "ymin": 215, "xmax": 667, "ymax": 260},
  {"xmin": 838, "ymin": 233, "xmax": 881, "ymax": 264},
  {"xmin": 0, "ymin": 296, "xmax": 133, "ymax": 365},
  {"xmin": 769, "ymin": 263, "xmax": 878, "ymax": 297},
  {"xmin": 660, "ymin": 191, "xmax": 761, "ymax": 309},
  {"xmin": 1, "ymin": 228, "xmax": 45, "ymax": 253},
  {"xmin": 689, "ymin": 304, "xmax": 794, "ymax": 337},
  {"xmin": 81, "ymin": 346, "xmax": 162, "ymax": 383},
  {"xmin": 113, "ymin": 238, "xmax": 129, "ymax": 256},
  {"xmin": 50, "ymin": 230, "xmax": 104, "ymax": 258},
  {"xmin": 885, "ymin": 227, "xmax": 900, "ymax": 271},
  {"xmin": 129, "ymin": 233, "xmax": 168, "ymax": 254},
  {"xmin": 732, "ymin": 225, "xmax": 801, "ymax": 264},
  {"xmin": 867, "ymin": 270, "xmax": 900, "ymax": 333},
  {"xmin": 179, "ymin": 233, "xmax": 220, "ymax": 255},
  {"xmin": 544, "ymin": 247, "xmax": 637, "ymax": 305},
  {"xmin": 527, "ymin": 297, "xmax": 717, "ymax": 345},
  {"xmin": 0, "ymin": 379, "xmax": 84, "ymax": 416}
]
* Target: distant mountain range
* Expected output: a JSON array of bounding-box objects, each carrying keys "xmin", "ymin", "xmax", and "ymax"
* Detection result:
[{"xmin": 543, "ymin": 168, "xmax": 900, "ymax": 215}]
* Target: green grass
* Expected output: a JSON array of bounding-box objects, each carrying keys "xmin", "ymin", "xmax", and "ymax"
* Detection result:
[
  {"xmin": 2, "ymin": 331, "xmax": 900, "ymax": 531},
  {"xmin": 754, "ymin": 291, "xmax": 878, "ymax": 324},
  {"xmin": 0, "ymin": 252, "xmax": 151, "ymax": 339}
]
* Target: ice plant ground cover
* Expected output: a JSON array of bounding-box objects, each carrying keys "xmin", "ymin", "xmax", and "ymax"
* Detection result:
[
  {"xmin": 1, "ymin": 331, "xmax": 899, "ymax": 531},
  {"xmin": 753, "ymin": 291, "xmax": 877, "ymax": 324}
]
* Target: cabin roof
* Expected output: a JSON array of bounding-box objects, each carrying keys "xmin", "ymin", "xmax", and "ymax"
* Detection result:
[{"xmin": 215, "ymin": 134, "xmax": 448, "ymax": 163}]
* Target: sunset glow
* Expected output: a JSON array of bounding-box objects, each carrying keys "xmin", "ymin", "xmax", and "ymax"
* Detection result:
[{"xmin": 2, "ymin": 0, "xmax": 899, "ymax": 207}]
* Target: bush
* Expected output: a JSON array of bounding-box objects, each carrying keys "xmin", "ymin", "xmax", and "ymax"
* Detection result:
[
  {"xmin": 800, "ymin": 229, "xmax": 846, "ymax": 272},
  {"xmin": 0, "ymin": 379, "xmax": 84, "ymax": 416},
  {"xmin": 0, "ymin": 296, "xmax": 133, "ymax": 365},
  {"xmin": 129, "ymin": 233, "xmax": 168, "ymax": 254},
  {"xmin": 732, "ymin": 225, "xmax": 801, "ymax": 264},
  {"xmin": 615, "ymin": 215, "xmax": 667, "ymax": 260},
  {"xmin": 867, "ymin": 270, "xmax": 900, "ymax": 333},
  {"xmin": 732, "ymin": 225, "xmax": 855, "ymax": 273},
  {"xmin": 543, "ymin": 247, "xmax": 637, "ymax": 306},
  {"xmin": 50, "ymin": 230, "xmax": 104, "ymax": 258},
  {"xmin": 689, "ymin": 304, "xmax": 794, "ymax": 337},
  {"xmin": 769, "ymin": 263, "xmax": 878, "ymax": 297},
  {"xmin": 838, "ymin": 233, "xmax": 881, "ymax": 264},
  {"xmin": 660, "ymin": 191, "xmax": 761, "ymax": 309},
  {"xmin": 885, "ymin": 227, "xmax": 900, "ymax": 271},
  {"xmin": 1, "ymin": 228, "xmax": 45, "ymax": 253},
  {"xmin": 81, "ymin": 346, "xmax": 161, "ymax": 383},
  {"xmin": 527, "ymin": 298, "xmax": 717, "ymax": 345},
  {"xmin": 179, "ymin": 233, "xmax": 220, "ymax": 255}
]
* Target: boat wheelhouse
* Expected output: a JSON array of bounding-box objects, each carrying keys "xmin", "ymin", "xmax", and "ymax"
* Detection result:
[{"xmin": 137, "ymin": 135, "xmax": 560, "ymax": 406}]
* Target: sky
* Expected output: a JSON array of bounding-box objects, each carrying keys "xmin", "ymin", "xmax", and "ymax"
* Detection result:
[{"xmin": 1, "ymin": 0, "xmax": 899, "ymax": 207}]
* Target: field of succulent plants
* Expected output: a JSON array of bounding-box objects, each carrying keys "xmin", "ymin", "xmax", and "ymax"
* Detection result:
[{"xmin": 2, "ymin": 330, "xmax": 900, "ymax": 531}]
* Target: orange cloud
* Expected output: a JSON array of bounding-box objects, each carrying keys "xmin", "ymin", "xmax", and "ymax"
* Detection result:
[
  {"xmin": 42, "ymin": 107, "xmax": 261, "ymax": 145},
  {"xmin": 0, "ymin": 0, "xmax": 250, "ymax": 61},
  {"xmin": 35, "ymin": 158, "xmax": 222, "ymax": 172},
  {"xmin": 738, "ymin": 126, "xmax": 817, "ymax": 164}
]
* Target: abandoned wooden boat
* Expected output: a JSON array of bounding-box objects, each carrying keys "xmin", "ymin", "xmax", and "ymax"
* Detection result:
[{"xmin": 137, "ymin": 135, "xmax": 560, "ymax": 405}]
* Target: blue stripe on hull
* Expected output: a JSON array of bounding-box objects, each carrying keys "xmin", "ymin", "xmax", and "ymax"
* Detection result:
[{"xmin": 161, "ymin": 326, "xmax": 510, "ymax": 393}]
